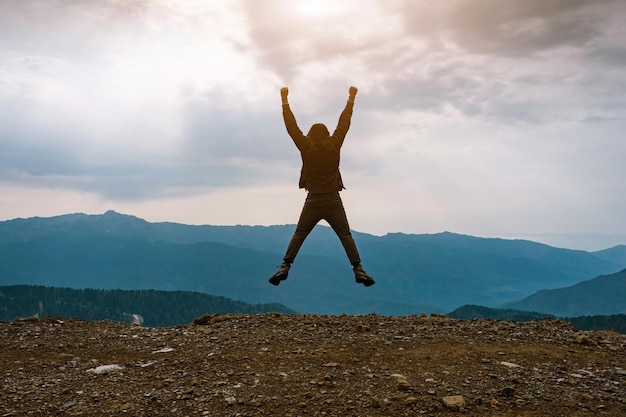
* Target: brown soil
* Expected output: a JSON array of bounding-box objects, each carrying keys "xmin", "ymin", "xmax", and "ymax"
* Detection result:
[{"xmin": 1, "ymin": 314, "xmax": 625, "ymax": 416}]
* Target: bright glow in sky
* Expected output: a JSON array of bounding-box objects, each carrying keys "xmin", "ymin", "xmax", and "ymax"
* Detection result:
[
  {"xmin": 292, "ymin": 0, "xmax": 358, "ymax": 17},
  {"xmin": 1, "ymin": 0, "xmax": 626, "ymax": 250}
]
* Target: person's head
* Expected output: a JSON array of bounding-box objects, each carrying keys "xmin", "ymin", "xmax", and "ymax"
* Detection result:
[{"xmin": 307, "ymin": 123, "xmax": 330, "ymax": 140}]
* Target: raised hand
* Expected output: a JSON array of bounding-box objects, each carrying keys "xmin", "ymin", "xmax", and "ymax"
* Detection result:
[{"xmin": 349, "ymin": 86, "xmax": 358, "ymax": 99}]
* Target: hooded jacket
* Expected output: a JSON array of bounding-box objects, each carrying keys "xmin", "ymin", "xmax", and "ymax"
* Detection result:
[{"xmin": 282, "ymin": 101, "xmax": 353, "ymax": 193}]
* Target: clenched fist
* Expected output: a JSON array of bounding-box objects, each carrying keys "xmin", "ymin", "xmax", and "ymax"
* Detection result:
[{"xmin": 349, "ymin": 86, "xmax": 358, "ymax": 103}]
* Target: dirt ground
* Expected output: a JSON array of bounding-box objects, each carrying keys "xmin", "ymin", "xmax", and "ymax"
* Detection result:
[{"xmin": 1, "ymin": 314, "xmax": 625, "ymax": 416}]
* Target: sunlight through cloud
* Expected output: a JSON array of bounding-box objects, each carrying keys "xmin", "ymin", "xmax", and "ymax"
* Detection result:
[{"xmin": 292, "ymin": 0, "xmax": 358, "ymax": 17}]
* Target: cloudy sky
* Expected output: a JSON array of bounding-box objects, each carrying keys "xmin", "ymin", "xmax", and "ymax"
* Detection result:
[{"xmin": 1, "ymin": 0, "xmax": 625, "ymax": 250}]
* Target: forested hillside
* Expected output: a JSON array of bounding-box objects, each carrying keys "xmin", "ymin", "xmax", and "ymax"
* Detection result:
[
  {"xmin": 448, "ymin": 304, "xmax": 626, "ymax": 333},
  {"xmin": 0, "ymin": 285, "xmax": 295, "ymax": 327}
]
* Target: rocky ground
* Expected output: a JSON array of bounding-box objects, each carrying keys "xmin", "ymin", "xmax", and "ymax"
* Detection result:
[{"xmin": 1, "ymin": 313, "xmax": 625, "ymax": 417}]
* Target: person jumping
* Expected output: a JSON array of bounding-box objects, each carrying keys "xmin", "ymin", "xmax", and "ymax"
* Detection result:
[{"xmin": 268, "ymin": 86, "xmax": 375, "ymax": 287}]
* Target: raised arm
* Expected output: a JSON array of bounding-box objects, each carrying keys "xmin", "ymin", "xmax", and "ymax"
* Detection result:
[
  {"xmin": 331, "ymin": 86, "xmax": 357, "ymax": 147},
  {"xmin": 281, "ymin": 87, "xmax": 306, "ymax": 150}
]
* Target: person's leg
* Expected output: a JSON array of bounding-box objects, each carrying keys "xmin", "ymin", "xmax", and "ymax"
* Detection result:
[
  {"xmin": 324, "ymin": 193, "xmax": 375, "ymax": 286},
  {"xmin": 270, "ymin": 194, "xmax": 324, "ymax": 285},
  {"xmin": 323, "ymin": 193, "xmax": 361, "ymax": 265},
  {"xmin": 283, "ymin": 193, "xmax": 324, "ymax": 263}
]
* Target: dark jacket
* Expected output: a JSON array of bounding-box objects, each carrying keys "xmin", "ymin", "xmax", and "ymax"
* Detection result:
[{"xmin": 282, "ymin": 101, "xmax": 353, "ymax": 193}]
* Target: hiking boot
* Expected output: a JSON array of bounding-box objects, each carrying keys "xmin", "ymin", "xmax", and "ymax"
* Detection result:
[
  {"xmin": 269, "ymin": 262, "xmax": 290, "ymax": 286},
  {"xmin": 353, "ymin": 265, "xmax": 375, "ymax": 287}
]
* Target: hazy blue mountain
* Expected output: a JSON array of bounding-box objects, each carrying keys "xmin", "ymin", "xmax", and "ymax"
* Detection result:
[
  {"xmin": 0, "ymin": 232, "xmax": 435, "ymax": 315},
  {"xmin": 350, "ymin": 231, "xmax": 622, "ymax": 308},
  {"xmin": 592, "ymin": 245, "xmax": 626, "ymax": 268},
  {"xmin": 0, "ymin": 211, "xmax": 623, "ymax": 315},
  {"xmin": 0, "ymin": 210, "xmax": 295, "ymax": 248},
  {"xmin": 502, "ymin": 269, "xmax": 626, "ymax": 316}
]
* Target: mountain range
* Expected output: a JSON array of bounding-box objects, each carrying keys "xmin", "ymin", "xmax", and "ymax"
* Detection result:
[
  {"xmin": 503, "ymin": 268, "xmax": 626, "ymax": 316},
  {"xmin": 1, "ymin": 210, "xmax": 625, "ymax": 315}
]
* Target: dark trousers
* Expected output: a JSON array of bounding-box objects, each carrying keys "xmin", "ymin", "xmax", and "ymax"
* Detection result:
[{"xmin": 283, "ymin": 192, "xmax": 361, "ymax": 265}]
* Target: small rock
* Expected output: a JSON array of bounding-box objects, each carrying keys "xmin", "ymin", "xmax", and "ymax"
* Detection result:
[
  {"xmin": 86, "ymin": 364, "xmax": 124, "ymax": 374},
  {"xmin": 392, "ymin": 374, "xmax": 412, "ymax": 391},
  {"xmin": 442, "ymin": 395, "xmax": 466, "ymax": 410},
  {"xmin": 152, "ymin": 347, "xmax": 175, "ymax": 354},
  {"xmin": 356, "ymin": 324, "xmax": 370, "ymax": 332},
  {"xmin": 575, "ymin": 335, "xmax": 598, "ymax": 346},
  {"xmin": 500, "ymin": 361, "xmax": 521, "ymax": 368},
  {"xmin": 405, "ymin": 396, "xmax": 418, "ymax": 405},
  {"xmin": 498, "ymin": 386, "xmax": 515, "ymax": 397},
  {"xmin": 397, "ymin": 378, "xmax": 412, "ymax": 391}
]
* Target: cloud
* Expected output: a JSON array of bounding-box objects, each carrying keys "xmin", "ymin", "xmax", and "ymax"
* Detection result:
[
  {"xmin": 394, "ymin": 0, "xmax": 618, "ymax": 55},
  {"xmin": 0, "ymin": 0, "xmax": 288, "ymax": 201},
  {"xmin": 238, "ymin": 0, "xmax": 626, "ymax": 128},
  {"xmin": 1, "ymin": 0, "xmax": 626, "ymax": 249}
]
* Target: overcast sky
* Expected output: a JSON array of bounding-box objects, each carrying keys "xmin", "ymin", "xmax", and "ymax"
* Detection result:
[{"xmin": 1, "ymin": 0, "xmax": 625, "ymax": 250}]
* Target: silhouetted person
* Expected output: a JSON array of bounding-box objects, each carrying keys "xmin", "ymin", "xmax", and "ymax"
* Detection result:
[{"xmin": 269, "ymin": 86, "xmax": 375, "ymax": 287}]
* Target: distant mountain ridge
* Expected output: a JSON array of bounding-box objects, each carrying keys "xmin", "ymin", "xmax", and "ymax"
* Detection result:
[
  {"xmin": 0, "ymin": 211, "xmax": 624, "ymax": 315},
  {"xmin": 591, "ymin": 245, "xmax": 626, "ymax": 268},
  {"xmin": 502, "ymin": 269, "xmax": 626, "ymax": 316}
]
